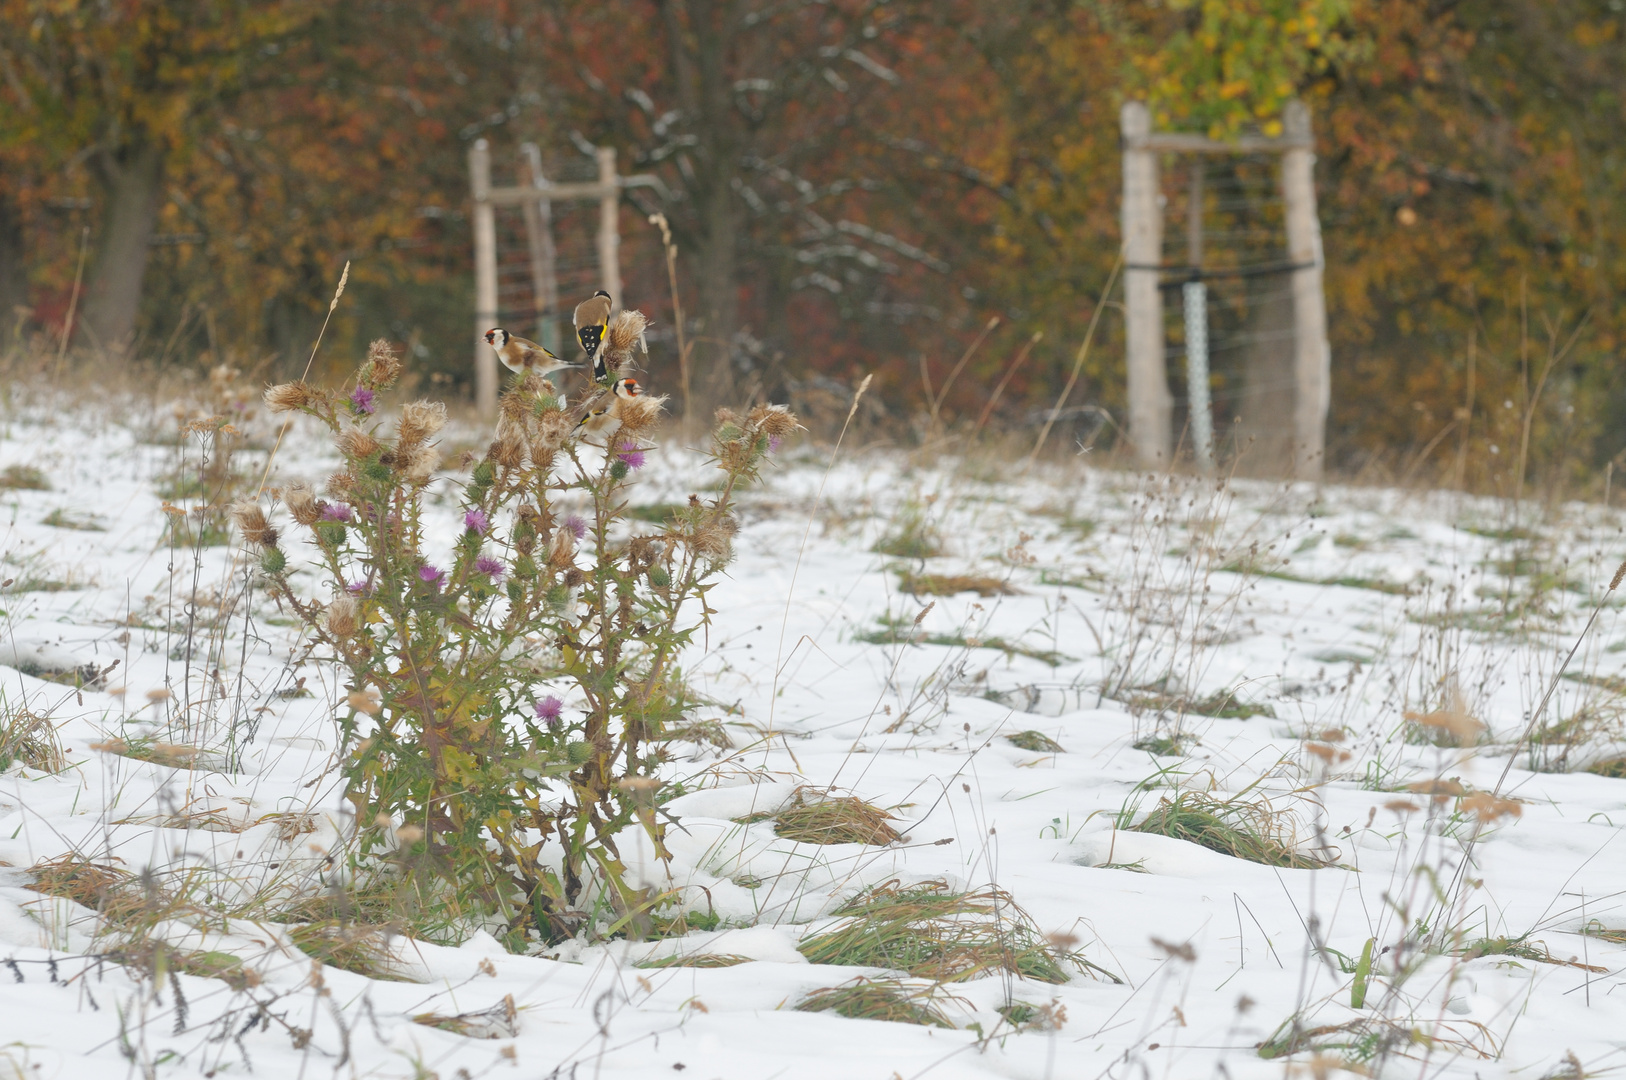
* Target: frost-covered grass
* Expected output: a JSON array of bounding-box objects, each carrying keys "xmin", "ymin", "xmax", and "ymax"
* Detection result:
[{"xmin": 3, "ymin": 374, "xmax": 1626, "ymax": 1079}]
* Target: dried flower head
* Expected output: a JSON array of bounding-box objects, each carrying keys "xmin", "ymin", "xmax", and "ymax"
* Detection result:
[
  {"xmin": 363, "ymin": 339, "xmax": 402, "ymax": 389},
  {"xmin": 397, "ymin": 400, "xmax": 447, "ymax": 450},
  {"xmin": 747, "ymin": 403, "xmax": 799, "ymax": 441},
  {"xmin": 282, "ymin": 481, "xmax": 320, "ymax": 525},
  {"xmin": 327, "ymin": 469, "xmax": 356, "ymax": 497},
  {"xmin": 538, "ymin": 410, "xmax": 573, "ymax": 451},
  {"xmin": 230, "ymin": 500, "xmax": 277, "ymax": 547},
  {"xmin": 337, "ymin": 428, "xmax": 380, "ymax": 462},
  {"xmin": 326, "ymin": 595, "xmax": 360, "ymax": 638},
  {"xmin": 494, "ymin": 432, "xmax": 526, "ymax": 469},
  {"xmin": 615, "ymin": 393, "xmax": 667, "ymax": 436},
  {"xmin": 264, "ymin": 381, "xmax": 313, "ymax": 412},
  {"xmin": 562, "ymin": 567, "xmax": 588, "ymax": 589},
  {"xmin": 548, "ymin": 528, "xmax": 576, "ymax": 568},
  {"xmin": 404, "ymin": 444, "xmax": 441, "ymax": 484},
  {"xmin": 693, "ymin": 511, "xmax": 738, "ymax": 560},
  {"xmin": 603, "ymin": 309, "xmax": 649, "ymax": 367},
  {"xmin": 347, "ymin": 687, "xmax": 381, "ymax": 715}
]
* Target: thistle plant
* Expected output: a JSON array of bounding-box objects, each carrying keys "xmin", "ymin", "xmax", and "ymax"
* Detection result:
[{"xmin": 241, "ymin": 336, "xmax": 797, "ymax": 948}]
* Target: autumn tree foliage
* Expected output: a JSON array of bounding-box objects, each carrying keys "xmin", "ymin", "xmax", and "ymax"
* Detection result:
[{"xmin": 2, "ymin": 0, "xmax": 1625, "ymax": 485}]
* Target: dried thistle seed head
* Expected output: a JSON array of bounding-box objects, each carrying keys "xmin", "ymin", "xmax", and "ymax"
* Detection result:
[
  {"xmin": 404, "ymin": 444, "xmax": 441, "ymax": 483},
  {"xmin": 615, "ymin": 393, "xmax": 667, "ymax": 435},
  {"xmin": 563, "ymin": 567, "xmax": 588, "ymax": 588},
  {"xmin": 327, "ymin": 469, "xmax": 356, "ymax": 497},
  {"xmin": 493, "ymin": 432, "xmax": 526, "ymax": 469},
  {"xmin": 336, "ymin": 428, "xmax": 380, "ymax": 462},
  {"xmin": 264, "ymin": 381, "xmax": 313, "ymax": 412},
  {"xmin": 693, "ymin": 513, "xmax": 737, "ymax": 560},
  {"xmin": 538, "ymin": 410, "xmax": 572, "ymax": 451},
  {"xmin": 230, "ymin": 500, "xmax": 276, "ymax": 546},
  {"xmin": 396, "ymin": 400, "xmax": 447, "ymax": 450},
  {"xmin": 527, "ymin": 440, "xmax": 556, "ymax": 472},
  {"xmin": 282, "ymin": 481, "xmax": 321, "ymax": 525},
  {"xmin": 747, "ymin": 403, "xmax": 799, "ymax": 440},
  {"xmin": 362, "ymin": 338, "xmax": 402, "ymax": 389},
  {"xmin": 326, "ymin": 595, "xmax": 360, "ymax": 638},
  {"xmin": 603, "ymin": 309, "xmax": 648, "ymax": 365},
  {"xmin": 548, "ymin": 528, "xmax": 575, "ymax": 567}
]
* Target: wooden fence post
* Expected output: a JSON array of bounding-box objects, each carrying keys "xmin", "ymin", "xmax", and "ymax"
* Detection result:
[
  {"xmin": 1121, "ymin": 101, "xmax": 1171, "ymax": 468},
  {"xmin": 1281, "ymin": 100, "xmax": 1330, "ymax": 480},
  {"xmin": 595, "ymin": 146, "xmax": 622, "ymax": 305},
  {"xmin": 469, "ymin": 138, "xmax": 498, "ymax": 419},
  {"xmin": 520, "ymin": 143, "xmax": 561, "ymax": 353}
]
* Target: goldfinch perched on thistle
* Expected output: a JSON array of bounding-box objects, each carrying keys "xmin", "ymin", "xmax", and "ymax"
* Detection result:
[
  {"xmin": 576, "ymin": 377, "xmax": 668, "ymax": 442},
  {"xmin": 484, "ymin": 328, "xmax": 579, "ymax": 379},
  {"xmin": 573, "ymin": 290, "xmax": 613, "ymax": 380}
]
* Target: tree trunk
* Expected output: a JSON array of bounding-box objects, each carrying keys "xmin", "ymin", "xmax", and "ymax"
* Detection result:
[
  {"xmin": 80, "ymin": 138, "xmax": 166, "ymax": 354},
  {"xmin": 661, "ymin": 0, "xmax": 743, "ymax": 417},
  {"xmin": 0, "ymin": 192, "xmax": 26, "ymax": 340}
]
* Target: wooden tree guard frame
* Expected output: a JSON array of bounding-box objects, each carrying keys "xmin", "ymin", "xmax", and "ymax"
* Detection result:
[
  {"xmin": 1119, "ymin": 100, "xmax": 1331, "ymax": 480},
  {"xmin": 468, "ymin": 139, "xmax": 661, "ymax": 417}
]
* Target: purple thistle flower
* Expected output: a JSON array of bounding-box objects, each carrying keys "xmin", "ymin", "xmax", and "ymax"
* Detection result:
[
  {"xmin": 533, "ymin": 695, "xmax": 563, "ymax": 730},
  {"xmin": 349, "ymin": 386, "xmax": 377, "ymax": 416},
  {"xmin": 464, "ymin": 509, "xmax": 489, "ymax": 534},
  {"xmin": 322, "ymin": 502, "xmax": 352, "ymax": 522},
  {"xmin": 614, "ymin": 441, "xmax": 647, "ymax": 470},
  {"xmin": 563, "ymin": 514, "xmax": 587, "ymax": 540},
  {"xmin": 346, "ymin": 579, "xmax": 368, "ymax": 595},
  {"xmin": 418, "ymin": 564, "xmax": 446, "ymax": 590},
  {"xmin": 769, "ymin": 435, "xmax": 783, "ymax": 452},
  {"xmin": 475, "ymin": 555, "xmax": 505, "ymax": 580}
]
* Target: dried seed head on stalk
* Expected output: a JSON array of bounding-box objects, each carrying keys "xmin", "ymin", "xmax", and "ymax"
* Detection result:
[
  {"xmin": 615, "ymin": 393, "xmax": 667, "ymax": 436},
  {"xmin": 747, "ymin": 403, "xmax": 799, "ymax": 441},
  {"xmin": 326, "ymin": 595, "xmax": 360, "ymax": 639},
  {"xmin": 693, "ymin": 512, "xmax": 738, "ymax": 560},
  {"xmin": 336, "ymin": 429, "xmax": 380, "ymax": 462},
  {"xmin": 327, "ymin": 469, "xmax": 356, "ymax": 498},
  {"xmin": 281, "ymin": 481, "xmax": 321, "ymax": 525},
  {"xmin": 603, "ymin": 309, "xmax": 649, "ymax": 370},
  {"xmin": 264, "ymin": 381, "xmax": 314, "ymax": 412},
  {"xmin": 230, "ymin": 500, "xmax": 277, "ymax": 547},
  {"xmin": 404, "ymin": 444, "xmax": 441, "ymax": 484},
  {"xmin": 362, "ymin": 339, "xmax": 402, "ymax": 389},
  {"xmin": 1612, "ymin": 558, "xmax": 1626, "ymax": 592},
  {"xmin": 493, "ymin": 432, "xmax": 526, "ymax": 469},
  {"xmin": 548, "ymin": 529, "xmax": 575, "ymax": 568},
  {"xmin": 396, "ymin": 400, "xmax": 447, "ymax": 451},
  {"xmin": 538, "ymin": 410, "xmax": 572, "ymax": 452}
]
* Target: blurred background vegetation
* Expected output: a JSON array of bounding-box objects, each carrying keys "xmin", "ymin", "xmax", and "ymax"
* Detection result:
[{"xmin": 2, "ymin": 0, "xmax": 1623, "ymax": 492}]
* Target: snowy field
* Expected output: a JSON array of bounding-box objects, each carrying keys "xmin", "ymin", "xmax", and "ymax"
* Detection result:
[{"xmin": 3, "ymin": 380, "xmax": 1626, "ymax": 1080}]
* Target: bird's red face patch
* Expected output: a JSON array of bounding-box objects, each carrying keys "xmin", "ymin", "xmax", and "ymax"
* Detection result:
[{"xmin": 484, "ymin": 329, "xmax": 501, "ymax": 345}]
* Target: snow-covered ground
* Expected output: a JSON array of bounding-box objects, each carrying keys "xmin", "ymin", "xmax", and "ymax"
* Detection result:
[{"xmin": 3, "ymin": 382, "xmax": 1626, "ymax": 1079}]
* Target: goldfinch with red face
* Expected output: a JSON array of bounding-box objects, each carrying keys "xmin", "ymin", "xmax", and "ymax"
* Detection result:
[
  {"xmin": 573, "ymin": 290, "xmax": 613, "ymax": 381},
  {"xmin": 576, "ymin": 377, "xmax": 642, "ymax": 439},
  {"xmin": 484, "ymin": 328, "xmax": 580, "ymax": 379}
]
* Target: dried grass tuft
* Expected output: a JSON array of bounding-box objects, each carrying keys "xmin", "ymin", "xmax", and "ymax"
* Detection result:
[
  {"xmin": 795, "ymin": 977, "xmax": 960, "ymax": 1028},
  {"xmin": 797, "ymin": 877, "xmax": 1116, "ymax": 984},
  {"xmin": 1006, "ymin": 730, "xmax": 1064, "ymax": 753},
  {"xmin": 0, "ymin": 710, "xmax": 66, "ymax": 773},
  {"xmin": 287, "ymin": 919, "xmax": 417, "ymax": 981},
  {"xmin": 1128, "ymin": 791, "xmax": 1332, "ymax": 869},
  {"xmin": 898, "ymin": 571, "xmax": 1015, "ymax": 597},
  {"xmin": 0, "ymin": 464, "xmax": 50, "ymax": 490},
  {"xmin": 413, "ymin": 995, "xmax": 519, "ymax": 1039},
  {"xmin": 769, "ymin": 788, "xmax": 902, "ymax": 846},
  {"xmin": 635, "ymin": 953, "xmax": 752, "ymax": 969}
]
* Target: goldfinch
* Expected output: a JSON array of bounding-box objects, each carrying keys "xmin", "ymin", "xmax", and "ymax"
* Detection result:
[
  {"xmin": 576, "ymin": 377, "xmax": 642, "ymax": 439},
  {"xmin": 484, "ymin": 328, "xmax": 579, "ymax": 378},
  {"xmin": 573, "ymin": 290, "xmax": 613, "ymax": 380}
]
